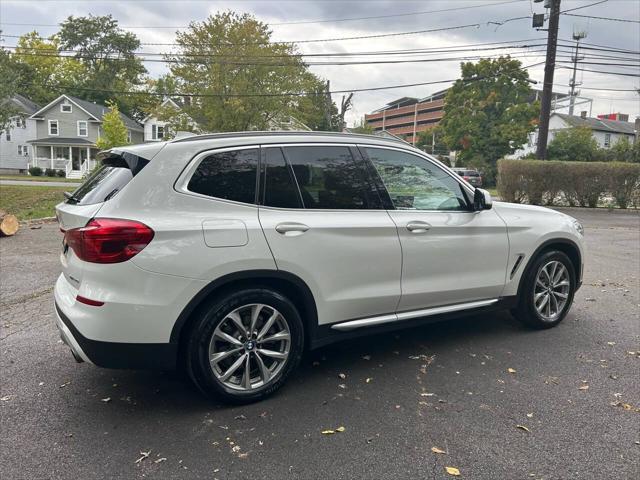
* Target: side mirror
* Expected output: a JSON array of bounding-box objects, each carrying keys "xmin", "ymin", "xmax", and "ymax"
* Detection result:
[{"xmin": 473, "ymin": 188, "xmax": 493, "ymax": 211}]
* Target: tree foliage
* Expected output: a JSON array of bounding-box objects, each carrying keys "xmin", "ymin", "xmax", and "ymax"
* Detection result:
[
  {"xmin": 0, "ymin": 48, "xmax": 30, "ymax": 133},
  {"xmin": 439, "ymin": 56, "xmax": 539, "ymax": 166},
  {"xmin": 96, "ymin": 101, "xmax": 129, "ymax": 150},
  {"xmin": 166, "ymin": 12, "xmax": 337, "ymax": 132},
  {"xmin": 58, "ymin": 15, "xmax": 147, "ymax": 117},
  {"xmin": 13, "ymin": 32, "xmax": 86, "ymax": 105},
  {"xmin": 547, "ymin": 126, "xmax": 600, "ymax": 161}
]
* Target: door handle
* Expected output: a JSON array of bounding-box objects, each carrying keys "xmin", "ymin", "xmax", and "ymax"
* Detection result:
[
  {"xmin": 406, "ymin": 221, "xmax": 431, "ymax": 233},
  {"xmin": 275, "ymin": 222, "xmax": 309, "ymax": 236}
]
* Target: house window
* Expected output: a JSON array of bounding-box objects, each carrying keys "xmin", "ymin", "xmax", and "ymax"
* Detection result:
[
  {"xmin": 49, "ymin": 120, "xmax": 59, "ymax": 136},
  {"xmin": 5, "ymin": 129, "xmax": 10, "ymax": 141},
  {"xmin": 15, "ymin": 117, "xmax": 25, "ymax": 128},
  {"xmin": 604, "ymin": 133, "xmax": 611, "ymax": 148},
  {"xmin": 17, "ymin": 145, "xmax": 22, "ymax": 155},
  {"xmin": 24, "ymin": 145, "xmax": 29, "ymax": 156},
  {"xmin": 127, "ymin": 130, "xmax": 132, "ymax": 143},
  {"xmin": 152, "ymin": 124, "xmax": 164, "ymax": 140},
  {"xmin": 77, "ymin": 121, "xmax": 88, "ymax": 137},
  {"xmin": 61, "ymin": 103, "xmax": 72, "ymax": 113}
]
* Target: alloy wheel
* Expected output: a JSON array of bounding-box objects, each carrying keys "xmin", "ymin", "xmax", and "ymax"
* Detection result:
[
  {"xmin": 533, "ymin": 260, "xmax": 571, "ymax": 321},
  {"xmin": 208, "ymin": 304, "xmax": 291, "ymax": 391}
]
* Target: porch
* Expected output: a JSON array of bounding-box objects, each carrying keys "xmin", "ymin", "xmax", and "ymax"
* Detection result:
[{"xmin": 28, "ymin": 142, "xmax": 99, "ymax": 179}]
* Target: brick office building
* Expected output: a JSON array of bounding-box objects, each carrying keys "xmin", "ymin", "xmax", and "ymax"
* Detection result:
[
  {"xmin": 364, "ymin": 88, "xmax": 570, "ymax": 147},
  {"xmin": 364, "ymin": 90, "xmax": 447, "ymax": 145}
]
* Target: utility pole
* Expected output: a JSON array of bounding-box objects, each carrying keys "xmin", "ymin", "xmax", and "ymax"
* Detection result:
[
  {"xmin": 568, "ymin": 30, "xmax": 586, "ymax": 116},
  {"xmin": 536, "ymin": 0, "xmax": 561, "ymax": 160},
  {"xmin": 324, "ymin": 80, "xmax": 332, "ymax": 130}
]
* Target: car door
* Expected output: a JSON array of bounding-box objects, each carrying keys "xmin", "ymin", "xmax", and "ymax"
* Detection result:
[
  {"xmin": 360, "ymin": 146, "xmax": 509, "ymax": 312},
  {"xmin": 258, "ymin": 144, "xmax": 402, "ymax": 326}
]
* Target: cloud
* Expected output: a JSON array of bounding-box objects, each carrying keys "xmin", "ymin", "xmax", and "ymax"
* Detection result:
[{"xmin": 2, "ymin": 0, "xmax": 638, "ymax": 125}]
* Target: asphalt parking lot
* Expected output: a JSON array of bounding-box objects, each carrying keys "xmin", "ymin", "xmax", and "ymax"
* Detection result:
[{"xmin": 1, "ymin": 208, "xmax": 638, "ymax": 480}]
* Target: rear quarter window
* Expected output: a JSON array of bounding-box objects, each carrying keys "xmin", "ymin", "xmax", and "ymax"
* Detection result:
[
  {"xmin": 187, "ymin": 148, "xmax": 259, "ymax": 204},
  {"xmin": 67, "ymin": 166, "xmax": 134, "ymax": 206}
]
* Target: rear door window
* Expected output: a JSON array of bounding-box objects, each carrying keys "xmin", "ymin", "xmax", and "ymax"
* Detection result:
[
  {"xmin": 188, "ymin": 148, "xmax": 259, "ymax": 204},
  {"xmin": 282, "ymin": 145, "xmax": 379, "ymax": 210}
]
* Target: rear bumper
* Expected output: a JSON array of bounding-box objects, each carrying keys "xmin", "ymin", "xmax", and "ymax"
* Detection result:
[{"xmin": 55, "ymin": 302, "xmax": 178, "ymax": 370}]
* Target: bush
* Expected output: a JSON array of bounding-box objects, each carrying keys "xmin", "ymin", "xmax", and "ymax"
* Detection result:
[
  {"xmin": 56, "ymin": 169, "xmax": 66, "ymax": 177},
  {"xmin": 28, "ymin": 166, "xmax": 43, "ymax": 176},
  {"xmin": 497, "ymin": 159, "xmax": 640, "ymax": 209},
  {"xmin": 45, "ymin": 168, "xmax": 57, "ymax": 177}
]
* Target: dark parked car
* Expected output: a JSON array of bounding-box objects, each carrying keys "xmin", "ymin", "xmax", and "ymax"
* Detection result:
[{"xmin": 452, "ymin": 168, "xmax": 482, "ymax": 187}]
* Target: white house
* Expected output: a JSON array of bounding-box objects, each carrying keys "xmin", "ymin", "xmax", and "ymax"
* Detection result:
[
  {"xmin": 0, "ymin": 94, "xmax": 40, "ymax": 174},
  {"xmin": 142, "ymin": 98, "xmax": 200, "ymax": 142},
  {"xmin": 509, "ymin": 112, "xmax": 638, "ymax": 159}
]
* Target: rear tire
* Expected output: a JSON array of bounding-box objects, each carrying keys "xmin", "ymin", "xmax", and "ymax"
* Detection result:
[
  {"xmin": 186, "ymin": 288, "xmax": 304, "ymax": 404},
  {"xmin": 514, "ymin": 250, "xmax": 576, "ymax": 329}
]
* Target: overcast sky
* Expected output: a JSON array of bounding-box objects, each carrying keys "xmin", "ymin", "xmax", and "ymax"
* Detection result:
[{"xmin": 1, "ymin": 0, "xmax": 638, "ymax": 125}]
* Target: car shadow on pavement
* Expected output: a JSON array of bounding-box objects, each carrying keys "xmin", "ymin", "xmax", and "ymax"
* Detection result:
[{"xmin": 68, "ymin": 309, "xmax": 527, "ymax": 415}]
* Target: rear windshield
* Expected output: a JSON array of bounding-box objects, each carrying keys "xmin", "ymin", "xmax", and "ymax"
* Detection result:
[
  {"xmin": 465, "ymin": 171, "xmax": 480, "ymax": 177},
  {"xmin": 66, "ymin": 152, "xmax": 149, "ymax": 205}
]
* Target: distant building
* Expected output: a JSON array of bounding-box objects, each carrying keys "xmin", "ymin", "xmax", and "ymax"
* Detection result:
[
  {"xmin": 364, "ymin": 88, "xmax": 570, "ymax": 147},
  {"xmin": 0, "ymin": 94, "xmax": 40, "ymax": 174},
  {"xmin": 509, "ymin": 111, "xmax": 638, "ymax": 158},
  {"xmin": 27, "ymin": 95, "xmax": 143, "ymax": 178},
  {"xmin": 264, "ymin": 114, "xmax": 311, "ymax": 132},
  {"xmin": 142, "ymin": 97, "xmax": 200, "ymax": 142}
]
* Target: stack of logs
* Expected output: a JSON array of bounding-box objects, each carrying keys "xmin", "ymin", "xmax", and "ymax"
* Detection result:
[{"xmin": 0, "ymin": 210, "xmax": 19, "ymax": 237}]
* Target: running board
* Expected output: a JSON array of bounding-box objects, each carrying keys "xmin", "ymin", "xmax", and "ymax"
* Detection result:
[{"xmin": 330, "ymin": 299, "xmax": 500, "ymax": 332}]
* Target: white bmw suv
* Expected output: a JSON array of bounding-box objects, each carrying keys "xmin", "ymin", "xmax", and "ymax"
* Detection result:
[{"xmin": 55, "ymin": 132, "xmax": 585, "ymax": 403}]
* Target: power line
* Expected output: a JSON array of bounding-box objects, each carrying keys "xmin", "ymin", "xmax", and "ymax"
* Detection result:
[
  {"xmin": 563, "ymin": 13, "xmax": 640, "ymax": 23},
  {"xmin": 557, "ymin": 65, "xmax": 640, "ymax": 77},
  {"xmin": 17, "ymin": 61, "xmax": 546, "ymax": 98}
]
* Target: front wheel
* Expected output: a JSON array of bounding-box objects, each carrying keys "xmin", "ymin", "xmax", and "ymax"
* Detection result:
[
  {"xmin": 514, "ymin": 250, "xmax": 576, "ymax": 329},
  {"xmin": 186, "ymin": 288, "xmax": 304, "ymax": 404}
]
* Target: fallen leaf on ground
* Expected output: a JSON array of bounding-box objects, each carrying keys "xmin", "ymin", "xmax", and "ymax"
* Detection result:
[
  {"xmin": 59, "ymin": 381, "xmax": 71, "ymax": 388},
  {"xmin": 154, "ymin": 457, "xmax": 166, "ymax": 464},
  {"xmin": 321, "ymin": 430, "xmax": 335, "ymax": 435},
  {"xmin": 421, "ymin": 392, "xmax": 435, "ymax": 397},
  {"xmin": 507, "ymin": 368, "xmax": 516, "ymax": 374},
  {"xmin": 335, "ymin": 426, "xmax": 346, "ymax": 432},
  {"xmin": 135, "ymin": 450, "xmax": 151, "ymax": 464},
  {"xmin": 578, "ymin": 385, "xmax": 589, "ymax": 391},
  {"xmin": 101, "ymin": 397, "xmax": 111, "ymax": 402},
  {"xmin": 606, "ymin": 341, "xmax": 615, "ymax": 345},
  {"xmin": 338, "ymin": 373, "xmax": 346, "ymax": 379},
  {"xmin": 0, "ymin": 396, "xmax": 11, "ymax": 401},
  {"xmin": 362, "ymin": 355, "xmax": 371, "ymax": 361},
  {"xmin": 365, "ymin": 378, "xmax": 372, "ymax": 383},
  {"xmin": 526, "ymin": 413, "xmax": 534, "ymax": 418},
  {"xmin": 445, "ymin": 466, "xmax": 461, "ymax": 476},
  {"xmin": 431, "ymin": 447, "xmax": 447, "ymax": 454},
  {"xmin": 516, "ymin": 425, "xmax": 531, "ymax": 432}
]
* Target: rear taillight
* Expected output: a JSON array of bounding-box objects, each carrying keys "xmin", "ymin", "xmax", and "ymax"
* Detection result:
[
  {"xmin": 65, "ymin": 218, "xmax": 154, "ymax": 264},
  {"xmin": 463, "ymin": 176, "xmax": 470, "ymax": 181}
]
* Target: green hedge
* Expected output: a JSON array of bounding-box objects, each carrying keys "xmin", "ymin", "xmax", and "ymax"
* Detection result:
[{"xmin": 497, "ymin": 160, "xmax": 640, "ymax": 209}]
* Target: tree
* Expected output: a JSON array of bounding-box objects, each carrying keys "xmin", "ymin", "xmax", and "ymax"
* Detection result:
[
  {"xmin": 96, "ymin": 101, "xmax": 129, "ymax": 150},
  {"xmin": 167, "ymin": 12, "xmax": 336, "ymax": 132},
  {"xmin": 0, "ymin": 48, "xmax": 30, "ymax": 133},
  {"xmin": 13, "ymin": 32, "xmax": 86, "ymax": 105},
  {"xmin": 415, "ymin": 126, "xmax": 448, "ymax": 155},
  {"xmin": 349, "ymin": 117, "xmax": 374, "ymax": 134},
  {"xmin": 439, "ymin": 56, "xmax": 539, "ymax": 168},
  {"xmin": 547, "ymin": 126, "xmax": 601, "ymax": 161},
  {"xmin": 58, "ymin": 15, "xmax": 147, "ymax": 116},
  {"xmin": 603, "ymin": 136, "xmax": 639, "ymax": 163}
]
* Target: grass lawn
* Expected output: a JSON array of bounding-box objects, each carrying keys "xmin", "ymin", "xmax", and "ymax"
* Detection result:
[
  {"xmin": 0, "ymin": 174, "xmax": 79, "ymax": 183},
  {"xmin": 0, "ymin": 185, "xmax": 69, "ymax": 220},
  {"xmin": 487, "ymin": 188, "xmax": 499, "ymax": 198}
]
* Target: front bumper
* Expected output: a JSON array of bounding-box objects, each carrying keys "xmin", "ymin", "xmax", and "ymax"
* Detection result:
[{"xmin": 54, "ymin": 302, "xmax": 178, "ymax": 370}]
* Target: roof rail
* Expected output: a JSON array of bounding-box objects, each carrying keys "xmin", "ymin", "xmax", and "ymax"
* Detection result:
[{"xmin": 170, "ymin": 130, "xmax": 408, "ymax": 145}]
